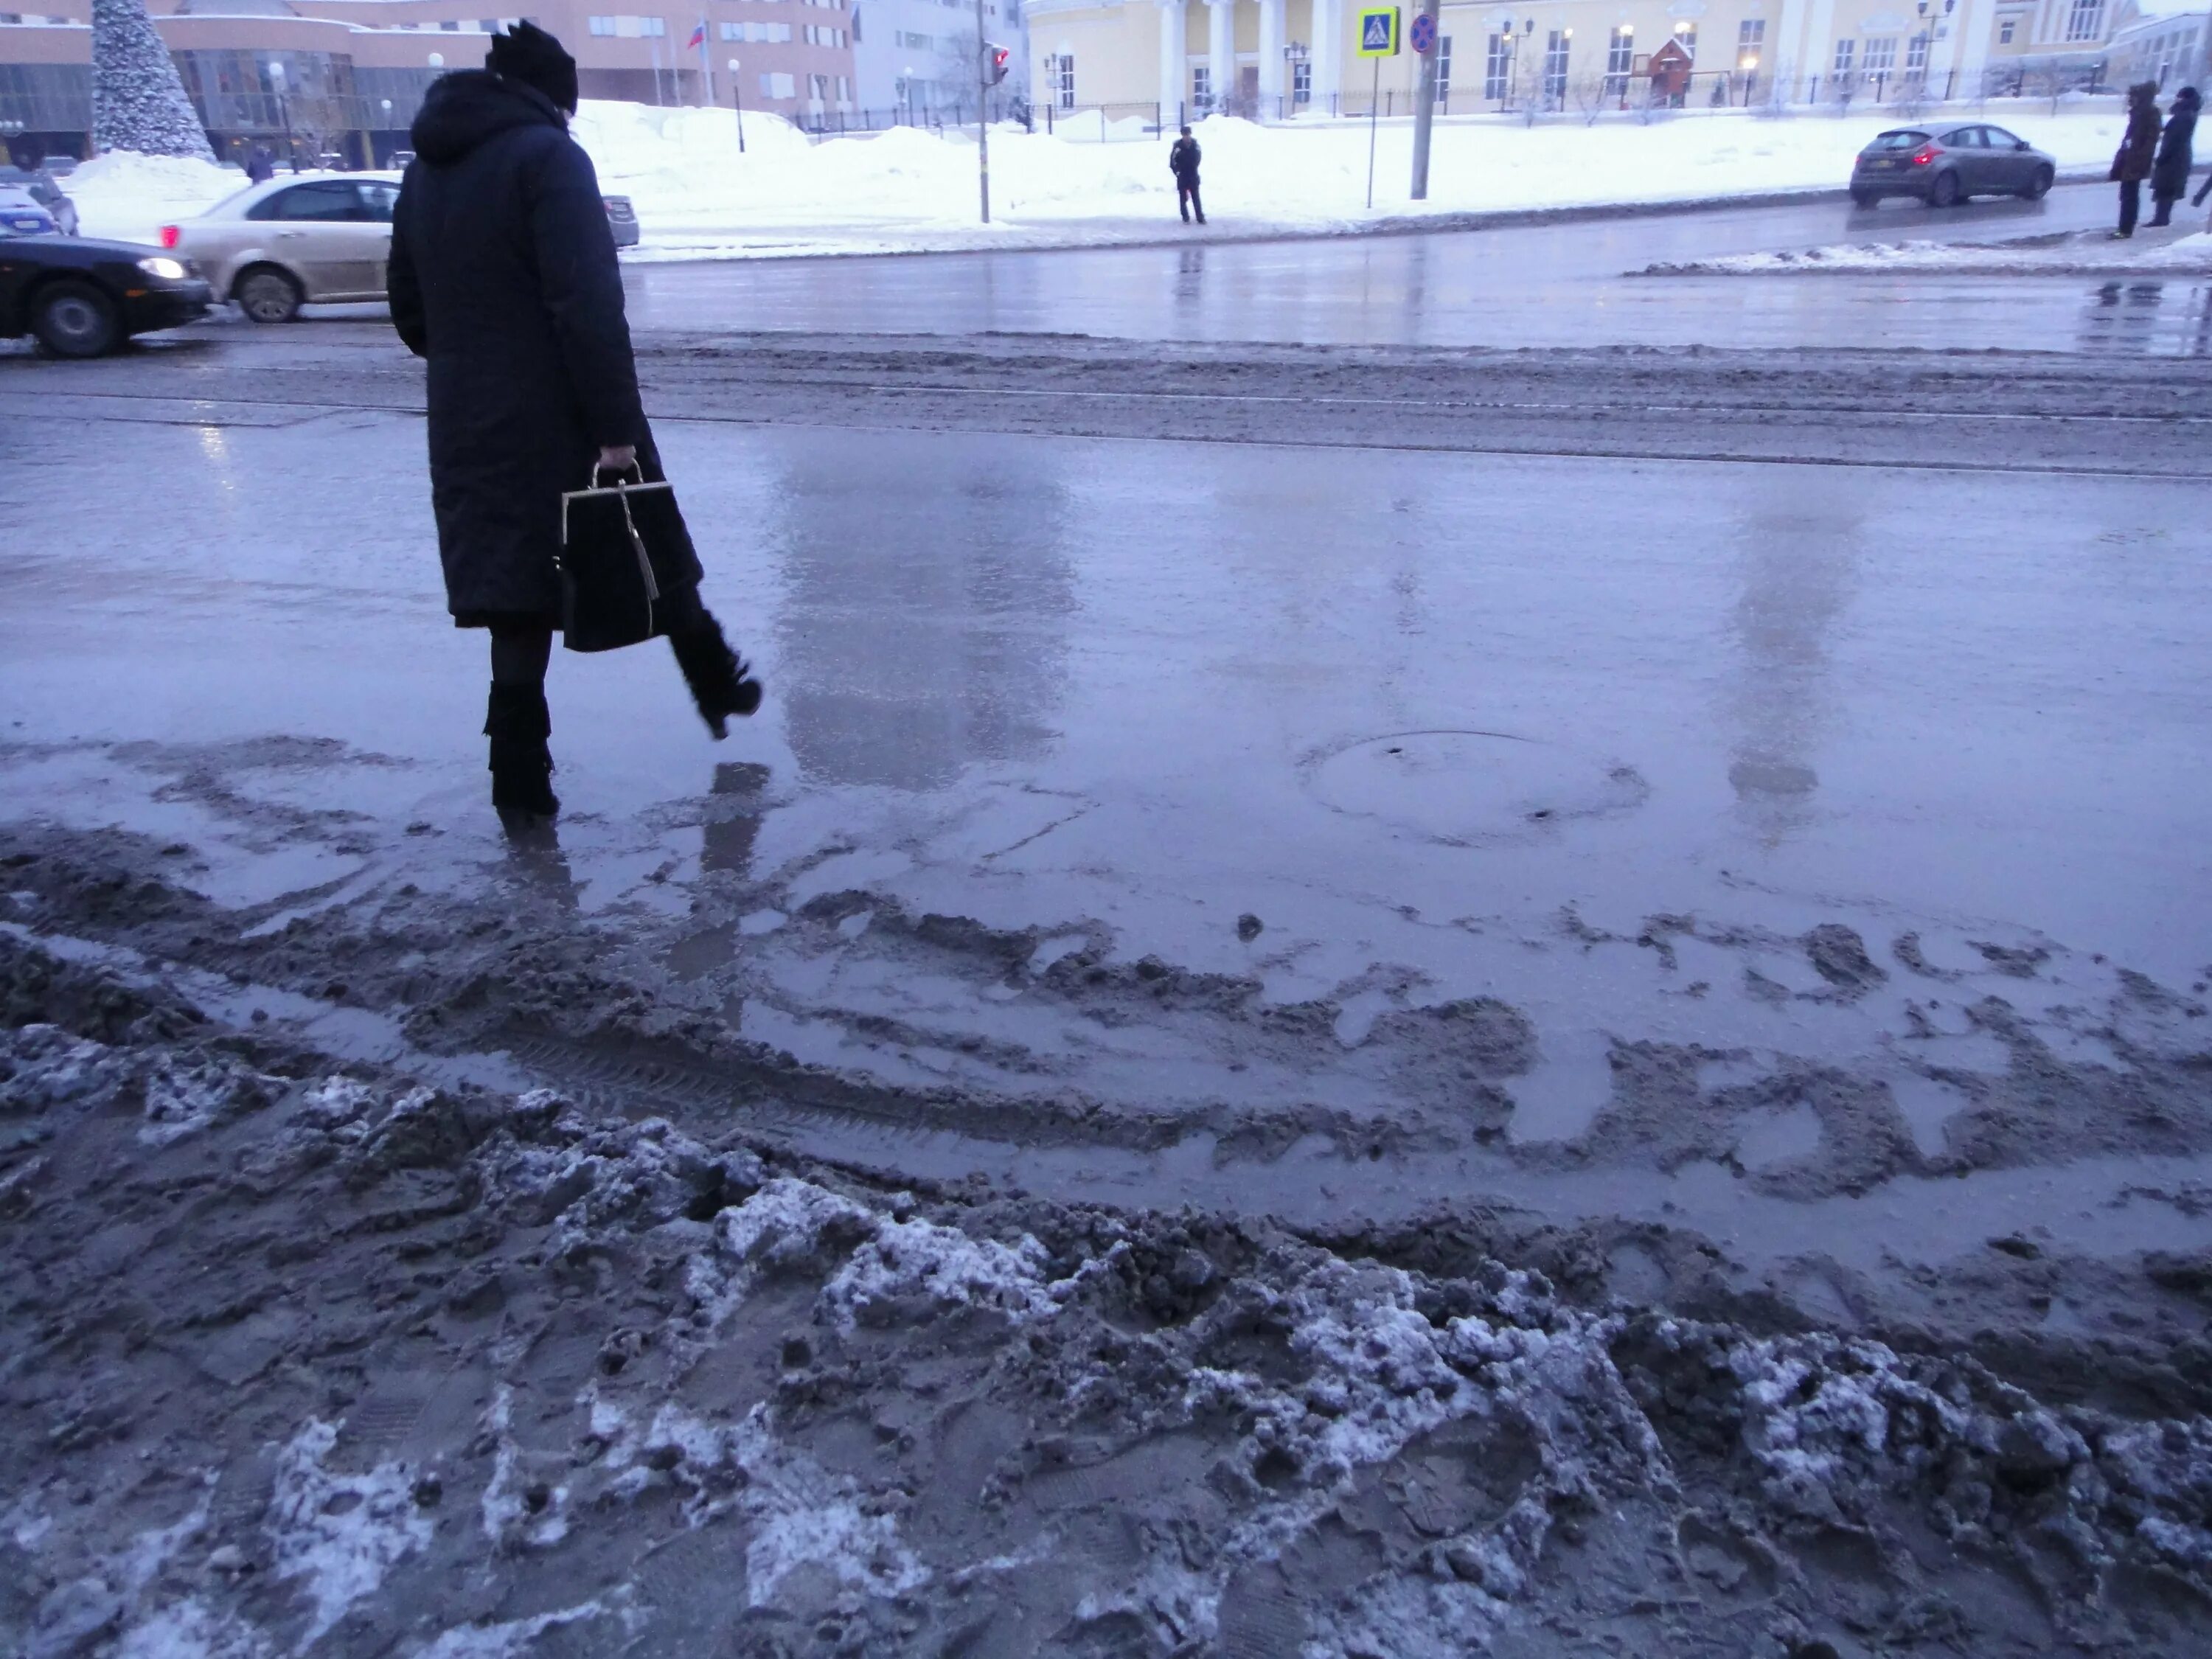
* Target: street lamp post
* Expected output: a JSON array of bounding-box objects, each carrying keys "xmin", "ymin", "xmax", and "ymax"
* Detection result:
[{"xmin": 727, "ymin": 57, "xmax": 747, "ymax": 152}]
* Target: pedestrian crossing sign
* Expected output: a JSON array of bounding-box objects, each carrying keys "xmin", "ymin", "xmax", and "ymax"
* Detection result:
[{"xmin": 1357, "ymin": 5, "xmax": 1400, "ymax": 56}]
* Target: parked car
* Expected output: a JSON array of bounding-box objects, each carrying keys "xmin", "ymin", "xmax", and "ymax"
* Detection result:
[
  {"xmin": 0, "ymin": 234, "xmax": 213, "ymax": 355},
  {"xmin": 0, "ymin": 167, "xmax": 78, "ymax": 235},
  {"xmin": 0, "ymin": 186, "xmax": 58, "ymax": 237},
  {"xmin": 604, "ymin": 195, "xmax": 640, "ymax": 248},
  {"xmin": 164, "ymin": 174, "xmax": 645, "ymax": 321},
  {"xmin": 1851, "ymin": 123, "xmax": 2056, "ymax": 207}
]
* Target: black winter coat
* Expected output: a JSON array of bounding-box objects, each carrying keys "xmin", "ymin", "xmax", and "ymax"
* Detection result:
[
  {"xmin": 2154, "ymin": 105, "xmax": 2197, "ymax": 199},
  {"xmin": 2113, "ymin": 95, "xmax": 2161, "ymax": 183},
  {"xmin": 1169, "ymin": 136, "xmax": 1200, "ymax": 179},
  {"xmin": 387, "ymin": 71, "xmax": 698, "ymax": 627}
]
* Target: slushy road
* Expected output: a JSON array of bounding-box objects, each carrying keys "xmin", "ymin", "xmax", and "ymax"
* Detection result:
[{"xmin": 622, "ymin": 181, "xmax": 2212, "ymax": 355}]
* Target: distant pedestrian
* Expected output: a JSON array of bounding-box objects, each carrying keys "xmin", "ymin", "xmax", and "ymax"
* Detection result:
[
  {"xmin": 386, "ymin": 21, "xmax": 759, "ymax": 827},
  {"xmin": 1169, "ymin": 125, "xmax": 1204, "ymax": 224},
  {"xmin": 2150, "ymin": 85, "xmax": 2199, "ymax": 227},
  {"xmin": 244, "ymin": 143, "xmax": 274, "ymax": 183},
  {"xmin": 2110, "ymin": 81, "xmax": 2162, "ymax": 238}
]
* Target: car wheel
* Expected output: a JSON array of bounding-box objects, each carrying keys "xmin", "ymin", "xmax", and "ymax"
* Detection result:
[
  {"xmin": 30, "ymin": 279, "xmax": 119, "ymax": 358},
  {"xmin": 2021, "ymin": 164, "xmax": 2053, "ymax": 201},
  {"xmin": 1930, "ymin": 170, "xmax": 1962, "ymax": 208},
  {"xmin": 1851, "ymin": 188, "xmax": 1879, "ymax": 208},
  {"xmin": 235, "ymin": 266, "xmax": 303, "ymax": 324}
]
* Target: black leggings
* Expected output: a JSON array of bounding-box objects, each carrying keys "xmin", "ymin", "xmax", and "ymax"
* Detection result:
[
  {"xmin": 487, "ymin": 588, "xmax": 712, "ymax": 687},
  {"xmin": 2119, "ymin": 178, "xmax": 2143, "ymax": 235}
]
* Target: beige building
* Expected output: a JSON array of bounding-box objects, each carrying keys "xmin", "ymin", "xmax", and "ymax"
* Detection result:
[
  {"xmin": 1023, "ymin": 0, "xmax": 2126, "ymax": 120},
  {"xmin": 0, "ymin": 0, "xmax": 857, "ymax": 165}
]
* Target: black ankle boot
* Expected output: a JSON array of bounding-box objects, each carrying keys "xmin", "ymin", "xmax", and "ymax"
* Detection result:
[
  {"xmin": 668, "ymin": 614, "xmax": 762, "ymax": 740},
  {"xmin": 484, "ymin": 683, "xmax": 559, "ymax": 819}
]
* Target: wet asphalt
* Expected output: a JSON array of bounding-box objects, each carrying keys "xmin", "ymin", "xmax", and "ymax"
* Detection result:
[{"xmin": 620, "ymin": 181, "xmax": 2212, "ymax": 355}]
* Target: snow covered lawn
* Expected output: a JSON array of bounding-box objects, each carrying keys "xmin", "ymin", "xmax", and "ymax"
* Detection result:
[
  {"xmin": 66, "ymin": 98, "xmax": 2143, "ymax": 262},
  {"xmin": 1643, "ymin": 226, "xmax": 2212, "ymax": 276}
]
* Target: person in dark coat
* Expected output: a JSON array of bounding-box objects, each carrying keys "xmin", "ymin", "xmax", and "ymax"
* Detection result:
[
  {"xmin": 1169, "ymin": 126, "xmax": 1204, "ymax": 224},
  {"xmin": 2150, "ymin": 84, "xmax": 2199, "ymax": 226},
  {"xmin": 386, "ymin": 22, "xmax": 758, "ymax": 824},
  {"xmin": 2110, "ymin": 80, "xmax": 2162, "ymax": 238},
  {"xmin": 244, "ymin": 143, "xmax": 274, "ymax": 183}
]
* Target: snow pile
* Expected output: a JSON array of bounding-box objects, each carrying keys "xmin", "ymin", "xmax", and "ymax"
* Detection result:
[
  {"xmin": 1645, "ymin": 226, "xmax": 2212, "ymax": 275},
  {"xmin": 68, "ymin": 150, "xmax": 247, "ymax": 246},
  {"xmin": 265, "ymin": 1420, "xmax": 433, "ymax": 1646}
]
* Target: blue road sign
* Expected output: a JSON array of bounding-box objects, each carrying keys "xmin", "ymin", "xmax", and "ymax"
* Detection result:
[
  {"xmin": 1357, "ymin": 6, "xmax": 1400, "ymax": 57},
  {"xmin": 1409, "ymin": 11, "xmax": 1437, "ymax": 54}
]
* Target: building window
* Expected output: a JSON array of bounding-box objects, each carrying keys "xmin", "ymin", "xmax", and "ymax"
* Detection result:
[
  {"xmin": 759, "ymin": 70, "xmax": 795, "ymax": 97},
  {"xmin": 1998, "ymin": 18, "xmax": 2015, "ymax": 41},
  {"xmin": 1906, "ymin": 30, "xmax": 1928, "ymax": 68},
  {"xmin": 2065, "ymin": 0, "xmax": 2103, "ymax": 41},
  {"xmin": 1192, "ymin": 62, "xmax": 1210, "ymax": 108},
  {"xmin": 1057, "ymin": 53, "xmax": 1074, "ymax": 108},
  {"xmin": 1436, "ymin": 35, "xmax": 1451, "ymax": 101},
  {"xmin": 1543, "ymin": 28, "xmax": 1568, "ymax": 102},
  {"xmin": 1832, "ymin": 37, "xmax": 1856, "ymax": 74},
  {"xmin": 1863, "ymin": 36, "xmax": 1896, "ymax": 77},
  {"xmin": 1485, "ymin": 31, "xmax": 1510, "ymax": 100},
  {"xmin": 1673, "ymin": 24, "xmax": 1697, "ymax": 60},
  {"xmin": 1292, "ymin": 58, "xmax": 1311, "ymax": 102},
  {"xmin": 1605, "ymin": 25, "xmax": 1632, "ymax": 95},
  {"xmin": 897, "ymin": 30, "xmax": 931, "ymax": 49},
  {"xmin": 589, "ymin": 15, "xmax": 613, "ymax": 34},
  {"xmin": 837, "ymin": 74, "xmax": 849, "ymax": 99}
]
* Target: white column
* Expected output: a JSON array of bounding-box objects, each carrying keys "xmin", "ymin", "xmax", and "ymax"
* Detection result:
[
  {"xmin": 1947, "ymin": 0, "xmax": 1995, "ymax": 97},
  {"xmin": 1773, "ymin": 0, "xmax": 1812, "ymax": 100},
  {"xmin": 1208, "ymin": 0, "xmax": 1236, "ymax": 112},
  {"xmin": 1259, "ymin": 0, "xmax": 1286, "ymax": 108},
  {"xmin": 1312, "ymin": 0, "xmax": 1342, "ymax": 108},
  {"xmin": 1160, "ymin": 0, "xmax": 1187, "ymax": 116}
]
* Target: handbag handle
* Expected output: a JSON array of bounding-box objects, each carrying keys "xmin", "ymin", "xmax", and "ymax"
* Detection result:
[{"xmin": 586, "ymin": 459, "xmax": 646, "ymax": 490}]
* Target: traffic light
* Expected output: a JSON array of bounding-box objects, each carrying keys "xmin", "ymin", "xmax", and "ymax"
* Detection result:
[{"xmin": 985, "ymin": 42, "xmax": 1010, "ymax": 84}]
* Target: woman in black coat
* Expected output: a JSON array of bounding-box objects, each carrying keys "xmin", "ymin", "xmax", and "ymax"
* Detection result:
[
  {"xmin": 2111, "ymin": 80, "xmax": 2163, "ymax": 237},
  {"xmin": 387, "ymin": 24, "xmax": 758, "ymax": 825},
  {"xmin": 2152, "ymin": 84, "xmax": 2199, "ymax": 227}
]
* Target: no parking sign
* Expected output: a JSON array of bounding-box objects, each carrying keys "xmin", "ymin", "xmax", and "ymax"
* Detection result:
[{"xmin": 1409, "ymin": 11, "xmax": 1437, "ymax": 54}]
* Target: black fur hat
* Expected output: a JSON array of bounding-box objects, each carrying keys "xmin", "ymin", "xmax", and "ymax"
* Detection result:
[{"xmin": 487, "ymin": 21, "xmax": 579, "ymax": 115}]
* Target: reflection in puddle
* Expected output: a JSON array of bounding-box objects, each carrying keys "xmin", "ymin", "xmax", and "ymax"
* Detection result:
[{"xmin": 2077, "ymin": 279, "xmax": 2212, "ymax": 357}]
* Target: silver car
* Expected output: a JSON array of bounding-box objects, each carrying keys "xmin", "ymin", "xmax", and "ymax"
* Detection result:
[
  {"xmin": 165, "ymin": 175, "xmax": 403, "ymax": 322},
  {"xmin": 0, "ymin": 167, "xmax": 78, "ymax": 235},
  {"xmin": 167, "ymin": 174, "xmax": 644, "ymax": 323},
  {"xmin": 1851, "ymin": 123, "xmax": 2057, "ymax": 209}
]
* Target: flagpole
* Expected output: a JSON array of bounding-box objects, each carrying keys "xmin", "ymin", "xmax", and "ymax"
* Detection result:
[{"xmin": 695, "ymin": 16, "xmax": 711, "ymax": 102}]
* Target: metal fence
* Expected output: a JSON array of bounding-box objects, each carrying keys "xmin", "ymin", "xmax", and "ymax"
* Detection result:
[{"xmin": 795, "ymin": 94, "xmax": 1026, "ymax": 136}]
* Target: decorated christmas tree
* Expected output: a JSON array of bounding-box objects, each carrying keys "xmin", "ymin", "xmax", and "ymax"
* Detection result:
[{"xmin": 91, "ymin": 0, "xmax": 216, "ymax": 159}]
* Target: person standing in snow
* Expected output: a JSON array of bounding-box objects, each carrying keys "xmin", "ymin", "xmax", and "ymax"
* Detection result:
[
  {"xmin": 2110, "ymin": 81, "xmax": 2162, "ymax": 239},
  {"xmin": 1169, "ymin": 126, "xmax": 1204, "ymax": 225},
  {"xmin": 386, "ymin": 21, "xmax": 759, "ymax": 827},
  {"xmin": 244, "ymin": 143, "xmax": 274, "ymax": 183},
  {"xmin": 2150, "ymin": 86, "xmax": 2199, "ymax": 227}
]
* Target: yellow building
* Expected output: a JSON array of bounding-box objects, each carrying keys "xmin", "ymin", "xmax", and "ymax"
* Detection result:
[{"xmin": 1024, "ymin": 0, "xmax": 2116, "ymax": 121}]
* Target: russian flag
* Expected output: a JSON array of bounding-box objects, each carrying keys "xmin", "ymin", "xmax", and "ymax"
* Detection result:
[{"xmin": 686, "ymin": 21, "xmax": 705, "ymax": 47}]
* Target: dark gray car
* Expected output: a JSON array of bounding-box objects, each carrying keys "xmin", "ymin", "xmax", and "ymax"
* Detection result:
[{"xmin": 1850, "ymin": 124, "xmax": 2056, "ymax": 208}]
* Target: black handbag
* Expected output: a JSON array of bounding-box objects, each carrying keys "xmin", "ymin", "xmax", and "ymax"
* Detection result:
[{"xmin": 557, "ymin": 465, "xmax": 698, "ymax": 653}]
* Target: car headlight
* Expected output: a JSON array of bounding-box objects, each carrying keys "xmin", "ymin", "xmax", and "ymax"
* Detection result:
[{"xmin": 136, "ymin": 256, "xmax": 188, "ymax": 280}]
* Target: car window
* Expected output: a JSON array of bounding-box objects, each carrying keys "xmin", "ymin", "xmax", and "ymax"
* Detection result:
[
  {"xmin": 356, "ymin": 181, "xmax": 400, "ymax": 223},
  {"xmin": 1940, "ymin": 127, "xmax": 1985, "ymax": 148},
  {"xmin": 1984, "ymin": 126, "xmax": 2024, "ymax": 148},
  {"xmin": 249, "ymin": 181, "xmax": 369, "ymax": 223},
  {"xmin": 1868, "ymin": 130, "xmax": 1931, "ymax": 150}
]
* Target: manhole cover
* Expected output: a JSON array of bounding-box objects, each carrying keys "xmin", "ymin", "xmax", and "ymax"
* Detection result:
[{"xmin": 1306, "ymin": 730, "xmax": 1646, "ymax": 844}]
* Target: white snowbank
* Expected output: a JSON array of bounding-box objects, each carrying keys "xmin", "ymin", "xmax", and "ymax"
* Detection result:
[
  {"xmin": 1646, "ymin": 225, "xmax": 2212, "ymax": 274},
  {"xmin": 67, "ymin": 100, "xmax": 2142, "ymax": 262},
  {"xmin": 67, "ymin": 150, "xmax": 249, "ymax": 246}
]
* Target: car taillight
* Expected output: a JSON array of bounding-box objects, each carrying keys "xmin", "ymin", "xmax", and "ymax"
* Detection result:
[
  {"xmin": 1910, "ymin": 147, "xmax": 1936, "ymax": 167},
  {"xmin": 159, "ymin": 225, "xmax": 181, "ymax": 248}
]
